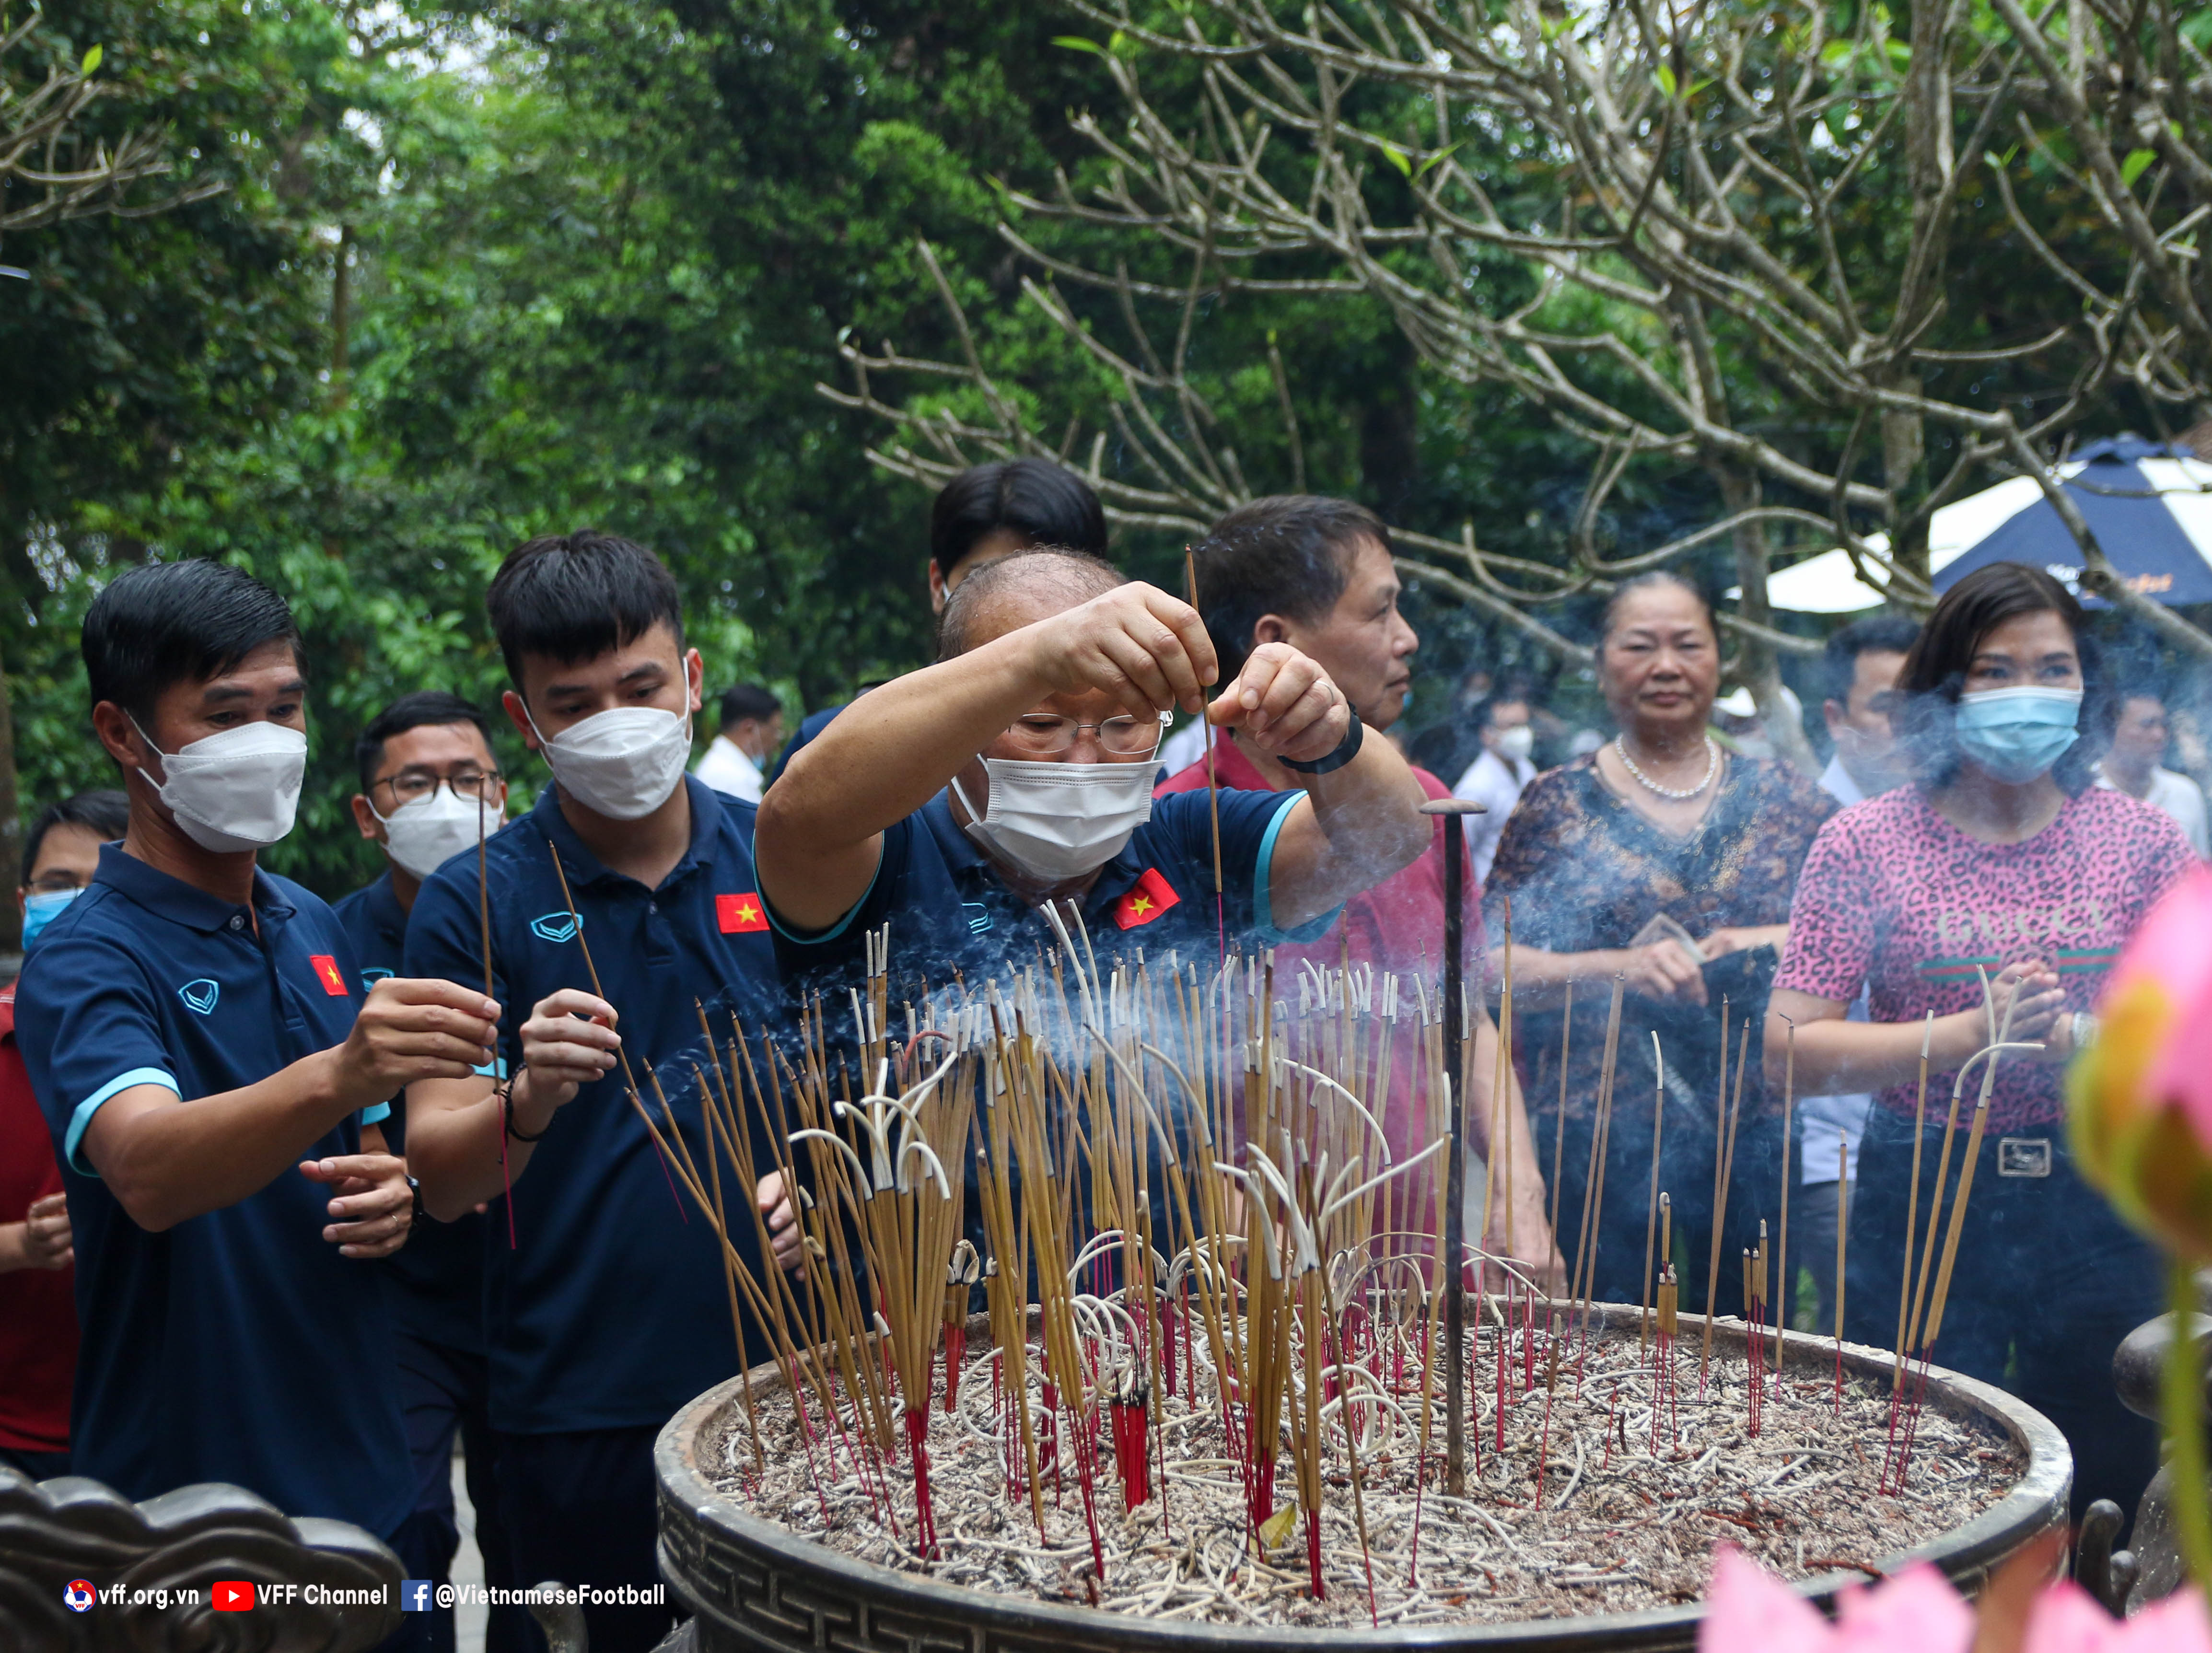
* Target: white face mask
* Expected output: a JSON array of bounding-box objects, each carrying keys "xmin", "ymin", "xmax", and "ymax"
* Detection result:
[
  {"xmin": 131, "ymin": 717, "xmax": 307, "ymax": 853},
  {"xmin": 1492, "ymin": 724, "xmax": 1535, "ymax": 764},
  {"xmin": 526, "ymin": 704, "xmax": 691, "ymax": 820},
  {"xmin": 373, "ymin": 784, "xmax": 507, "ymax": 880},
  {"xmin": 950, "ymin": 758, "xmax": 1157, "ymax": 884}
]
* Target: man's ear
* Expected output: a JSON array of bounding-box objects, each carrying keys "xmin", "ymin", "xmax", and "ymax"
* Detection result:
[
  {"xmin": 91, "ymin": 700, "xmax": 148, "ymax": 776},
  {"xmin": 349, "ymin": 794, "xmax": 383, "ymax": 843},
  {"xmin": 928, "ymin": 559, "xmax": 950, "ymax": 615},
  {"xmin": 684, "ymin": 648, "xmax": 705, "ymax": 715},
  {"xmin": 1821, "ymin": 698, "xmax": 1848, "ymax": 738},
  {"xmin": 501, "ymin": 688, "xmax": 541, "ymax": 751},
  {"xmin": 1253, "ymin": 614, "xmax": 1291, "ymax": 651}
]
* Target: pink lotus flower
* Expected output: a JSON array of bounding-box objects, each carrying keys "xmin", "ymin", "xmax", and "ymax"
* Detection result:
[
  {"xmin": 2069, "ymin": 864, "xmax": 2212, "ymax": 1261},
  {"xmin": 1699, "ymin": 1548, "xmax": 1971, "ymax": 1652},
  {"xmin": 1698, "ymin": 1547, "xmax": 2212, "ymax": 1653}
]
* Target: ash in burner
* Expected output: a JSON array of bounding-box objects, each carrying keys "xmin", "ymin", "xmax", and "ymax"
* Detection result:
[{"xmin": 709, "ymin": 1316, "xmax": 2025, "ymax": 1629}]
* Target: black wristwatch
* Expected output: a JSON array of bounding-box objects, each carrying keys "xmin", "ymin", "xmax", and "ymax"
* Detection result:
[
  {"xmin": 407, "ymin": 1175, "xmax": 425, "ymax": 1224},
  {"xmin": 1280, "ymin": 712, "xmax": 1364, "ymax": 775}
]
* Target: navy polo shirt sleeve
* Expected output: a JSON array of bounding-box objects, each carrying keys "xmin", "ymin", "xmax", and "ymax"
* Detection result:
[
  {"xmin": 17, "ymin": 923, "xmax": 180, "ymax": 1176},
  {"xmin": 1153, "ymin": 788, "xmax": 1337, "ymax": 944}
]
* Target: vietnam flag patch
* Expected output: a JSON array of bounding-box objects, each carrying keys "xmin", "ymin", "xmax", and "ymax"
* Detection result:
[
  {"xmin": 309, "ymin": 954, "xmax": 349, "ymax": 996},
  {"xmin": 1114, "ymin": 866, "xmax": 1181, "ymax": 930},
  {"xmin": 716, "ymin": 892, "xmax": 770, "ymax": 933}
]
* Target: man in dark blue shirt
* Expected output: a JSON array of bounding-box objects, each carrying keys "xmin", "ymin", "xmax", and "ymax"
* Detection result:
[
  {"xmin": 404, "ymin": 532, "xmax": 781, "ymax": 1653},
  {"xmin": 15, "ymin": 561, "xmax": 500, "ymax": 1597},
  {"xmin": 338, "ymin": 689, "xmax": 522, "ymax": 1653},
  {"xmin": 754, "ymin": 548, "xmax": 1432, "ymax": 1267}
]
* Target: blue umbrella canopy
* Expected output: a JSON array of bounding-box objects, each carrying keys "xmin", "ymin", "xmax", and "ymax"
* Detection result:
[{"xmin": 1931, "ymin": 435, "xmax": 2212, "ymax": 605}]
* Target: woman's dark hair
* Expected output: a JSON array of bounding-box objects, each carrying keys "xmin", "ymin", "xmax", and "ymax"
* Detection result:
[
  {"xmin": 1893, "ymin": 561, "xmax": 2110, "ymax": 793},
  {"xmin": 1597, "ymin": 571, "xmax": 1715, "ymax": 646},
  {"xmin": 21, "ymin": 790, "xmax": 129, "ymax": 885},
  {"xmin": 82, "ymin": 560, "xmax": 301, "ymax": 723},
  {"xmin": 930, "ymin": 460, "xmax": 1108, "ymax": 576},
  {"xmin": 1193, "ymin": 496, "xmax": 1392, "ymax": 678},
  {"xmin": 486, "ymin": 530, "xmax": 684, "ymax": 689}
]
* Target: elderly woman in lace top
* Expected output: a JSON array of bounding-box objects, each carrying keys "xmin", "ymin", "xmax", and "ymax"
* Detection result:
[{"xmin": 1481, "ymin": 574, "xmax": 1834, "ymax": 1315}]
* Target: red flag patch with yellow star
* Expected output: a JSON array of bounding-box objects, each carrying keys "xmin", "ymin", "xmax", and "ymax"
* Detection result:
[
  {"xmin": 716, "ymin": 893, "xmax": 770, "ymax": 933},
  {"xmin": 309, "ymin": 954, "xmax": 349, "ymax": 996},
  {"xmin": 1114, "ymin": 866, "xmax": 1181, "ymax": 930}
]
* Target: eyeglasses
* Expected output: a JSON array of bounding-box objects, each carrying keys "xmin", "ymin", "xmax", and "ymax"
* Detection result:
[
  {"xmin": 372, "ymin": 767, "xmax": 506, "ymax": 807},
  {"xmin": 1001, "ymin": 711, "xmax": 1169, "ymax": 758}
]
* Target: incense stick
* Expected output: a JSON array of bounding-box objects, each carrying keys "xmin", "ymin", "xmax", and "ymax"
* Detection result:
[
  {"xmin": 1184, "ymin": 549, "xmax": 1224, "ymax": 963},
  {"xmin": 1775, "ymin": 1017, "xmax": 1794, "ymax": 1373},
  {"xmin": 1640, "ymin": 1032, "xmax": 1664, "ymax": 1353},
  {"xmin": 1892, "ymin": 1014, "xmax": 1934, "ymax": 1391}
]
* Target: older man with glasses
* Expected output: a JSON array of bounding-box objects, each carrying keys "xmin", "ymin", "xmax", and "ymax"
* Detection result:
[
  {"xmin": 337, "ymin": 689, "xmax": 521, "ymax": 1653},
  {"xmin": 751, "ymin": 547, "xmax": 1433, "ymax": 1267}
]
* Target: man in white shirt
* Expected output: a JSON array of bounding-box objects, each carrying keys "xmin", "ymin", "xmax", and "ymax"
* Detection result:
[
  {"xmin": 691, "ymin": 683, "xmax": 784, "ymax": 803},
  {"xmin": 2097, "ymin": 691, "xmax": 2211, "ymax": 856},
  {"xmin": 1451, "ymin": 696, "xmax": 1537, "ymax": 883},
  {"xmin": 1798, "ymin": 613, "xmax": 1917, "ymax": 1330}
]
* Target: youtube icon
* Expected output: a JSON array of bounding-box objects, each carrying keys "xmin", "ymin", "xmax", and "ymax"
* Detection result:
[{"xmin": 211, "ymin": 1581, "xmax": 255, "ymax": 1612}]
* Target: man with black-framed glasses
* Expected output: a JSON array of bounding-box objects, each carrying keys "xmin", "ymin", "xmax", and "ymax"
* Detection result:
[{"xmin": 336, "ymin": 690, "xmax": 520, "ymax": 1653}]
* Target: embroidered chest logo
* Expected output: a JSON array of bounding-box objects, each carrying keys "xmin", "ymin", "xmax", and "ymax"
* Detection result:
[
  {"xmin": 716, "ymin": 893, "xmax": 769, "ymax": 934},
  {"xmin": 360, "ymin": 966, "xmax": 394, "ymax": 989},
  {"xmin": 1114, "ymin": 867, "xmax": 1181, "ymax": 930},
  {"xmin": 309, "ymin": 954, "xmax": 349, "ymax": 996},
  {"xmin": 530, "ymin": 911, "xmax": 580, "ymax": 944},
  {"xmin": 178, "ymin": 978, "xmax": 220, "ymax": 1015}
]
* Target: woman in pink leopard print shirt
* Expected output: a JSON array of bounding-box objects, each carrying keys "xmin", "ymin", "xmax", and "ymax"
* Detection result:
[{"xmin": 1769, "ymin": 563, "xmax": 2189, "ymax": 1526}]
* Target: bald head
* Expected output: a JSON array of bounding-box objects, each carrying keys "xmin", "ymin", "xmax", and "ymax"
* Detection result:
[{"xmin": 936, "ymin": 548, "xmax": 1125, "ymax": 660}]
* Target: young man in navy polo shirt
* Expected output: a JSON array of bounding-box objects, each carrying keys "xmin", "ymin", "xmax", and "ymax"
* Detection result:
[
  {"xmin": 338, "ymin": 689, "xmax": 522, "ymax": 1653},
  {"xmin": 404, "ymin": 532, "xmax": 780, "ymax": 1653},
  {"xmin": 15, "ymin": 561, "xmax": 501, "ymax": 1584},
  {"xmin": 754, "ymin": 549, "xmax": 1432, "ymax": 1266}
]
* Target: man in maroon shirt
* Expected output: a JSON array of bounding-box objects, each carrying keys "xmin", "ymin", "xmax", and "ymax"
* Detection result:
[
  {"xmin": 1164, "ymin": 497, "xmax": 1558, "ymax": 1285},
  {"xmin": 0, "ymin": 791, "xmax": 127, "ymax": 1479}
]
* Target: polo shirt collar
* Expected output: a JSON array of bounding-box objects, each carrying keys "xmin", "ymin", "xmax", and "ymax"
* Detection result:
[
  {"xmin": 91, "ymin": 840, "xmax": 295, "ymax": 934},
  {"xmin": 530, "ymin": 773, "xmax": 726, "ymax": 891},
  {"xmin": 1198, "ymin": 733, "xmax": 1276, "ymax": 793},
  {"xmin": 359, "ymin": 868, "xmax": 407, "ymax": 946}
]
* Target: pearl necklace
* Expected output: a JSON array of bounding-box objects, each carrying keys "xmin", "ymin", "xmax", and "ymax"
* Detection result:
[{"xmin": 1615, "ymin": 733, "xmax": 1719, "ymax": 800}]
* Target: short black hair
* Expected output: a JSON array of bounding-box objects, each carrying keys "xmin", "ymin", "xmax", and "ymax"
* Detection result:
[
  {"xmin": 486, "ymin": 531, "xmax": 684, "ymax": 692},
  {"xmin": 717, "ymin": 684, "xmax": 782, "ymax": 730},
  {"xmin": 81, "ymin": 560, "xmax": 301, "ymax": 725},
  {"xmin": 354, "ymin": 691, "xmax": 496, "ymax": 794},
  {"xmin": 1193, "ymin": 496, "xmax": 1391, "ymax": 679},
  {"xmin": 1475, "ymin": 691, "xmax": 1530, "ymax": 730},
  {"xmin": 931, "ymin": 460, "xmax": 1108, "ymax": 576},
  {"xmin": 936, "ymin": 549, "xmax": 1124, "ymax": 661},
  {"xmin": 1822, "ymin": 613, "xmax": 1921, "ymax": 707},
  {"xmin": 22, "ymin": 790, "xmax": 129, "ymax": 886},
  {"xmin": 1895, "ymin": 561, "xmax": 2111, "ymax": 793}
]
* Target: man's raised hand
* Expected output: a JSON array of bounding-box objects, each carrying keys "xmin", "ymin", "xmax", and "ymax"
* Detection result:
[
  {"xmin": 1022, "ymin": 583, "xmax": 1216, "ymax": 722},
  {"xmin": 1207, "ymin": 641, "xmax": 1351, "ymax": 764},
  {"xmin": 514, "ymin": 989, "xmax": 622, "ymax": 1122},
  {"xmin": 338, "ymin": 978, "xmax": 500, "ymax": 1109}
]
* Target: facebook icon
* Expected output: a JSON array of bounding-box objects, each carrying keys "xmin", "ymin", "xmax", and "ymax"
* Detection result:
[{"xmin": 400, "ymin": 1580, "xmax": 435, "ymax": 1613}]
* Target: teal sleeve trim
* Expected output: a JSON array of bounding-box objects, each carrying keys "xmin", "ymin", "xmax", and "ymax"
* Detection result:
[
  {"xmin": 764, "ymin": 850, "xmax": 883, "ymax": 947},
  {"xmin": 65, "ymin": 1067, "xmax": 179, "ymax": 1177},
  {"xmin": 470, "ymin": 1057, "xmax": 510, "ymax": 1080},
  {"xmin": 360, "ymin": 1102, "xmax": 392, "ymax": 1126},
  {"xmin": 1253, "ymin": 792, "xmax": 1339, "ymax": 945}
]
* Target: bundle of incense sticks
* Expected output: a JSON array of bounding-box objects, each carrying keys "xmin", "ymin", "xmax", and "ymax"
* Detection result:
[{"xmin": 592, "ymin": 897, "xmax": 1920, "ymax": 1611}]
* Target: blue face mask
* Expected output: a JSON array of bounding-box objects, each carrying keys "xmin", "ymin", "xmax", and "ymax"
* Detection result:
[
  {"xmin": 20, "ymin": 887, "xmax": 81, "ymax": 949},
  {"xmin": 1953, "ymin": 686, "xmax": 2083, "ymax": 783}
]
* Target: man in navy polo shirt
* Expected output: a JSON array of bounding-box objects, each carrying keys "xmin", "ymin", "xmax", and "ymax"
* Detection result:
[
  {"xmin": 405, "ymin": 532, "xmax": 780, "ymax": 1653},
  {"xmin": 15, "ymin": 560, "xmax": 501, "ymax": 1588},
  {"xmin": 338, "ymin": 689, "xmax": 522, "ymax": 1653},
  {"xmin": 754, "ymin": 548, "xmax": 1432, "ymax": 1266}
]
